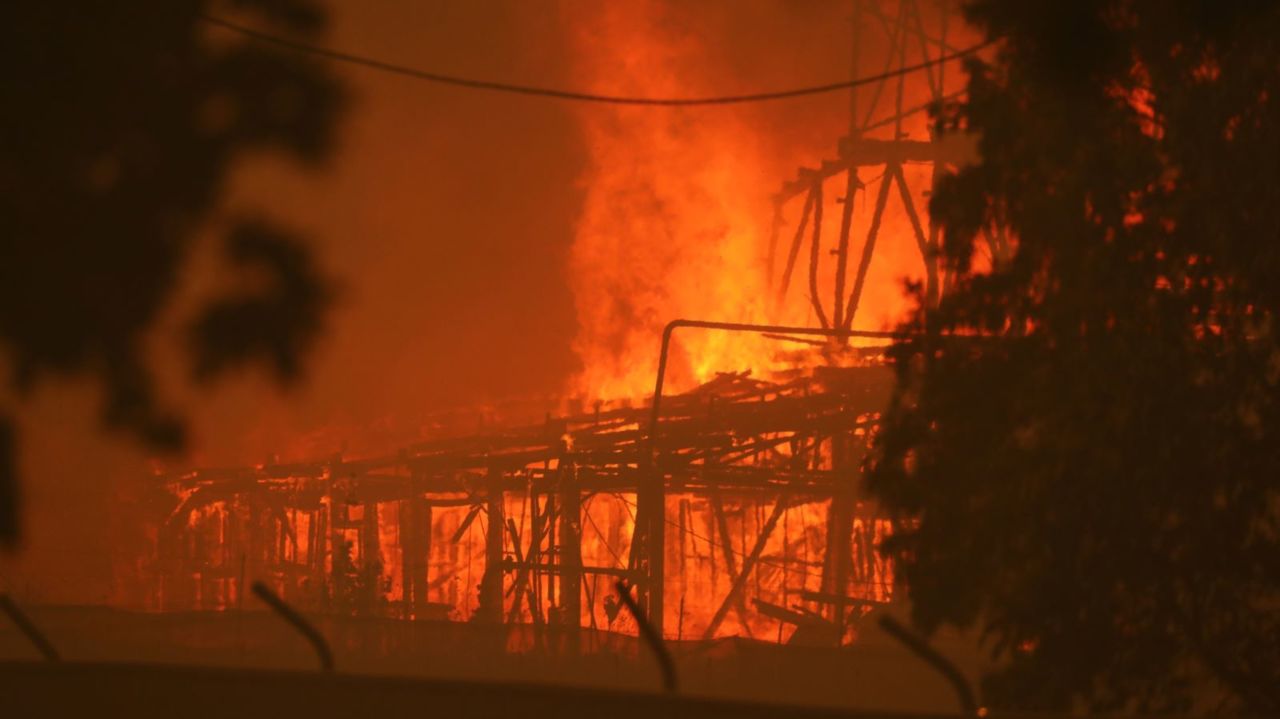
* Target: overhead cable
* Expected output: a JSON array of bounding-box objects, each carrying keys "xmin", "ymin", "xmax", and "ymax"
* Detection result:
[{"xmin": 199, "ymin": 14, "xmax": 994, "ymax": 107}]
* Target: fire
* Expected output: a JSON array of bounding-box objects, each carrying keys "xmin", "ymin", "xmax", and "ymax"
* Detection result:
[
  {"xmin": 138, "ymin": 0, "xmax": 972, "ymax": 648},
  {"xmin": 564, "ymin": 1, "xmax": 785, "ymax": 399},
  {"xmin": 562, "ymin": 1, "xmax": 952, "ymax": 400}
]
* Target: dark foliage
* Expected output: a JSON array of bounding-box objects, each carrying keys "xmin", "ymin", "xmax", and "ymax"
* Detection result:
[
  {"xmin": 870, "ymin": 0, "xmax": 1280, "ymax": 713},
  {"xmin": 0, "ymin": 1, "xmax": 342, "ymax": 546}
]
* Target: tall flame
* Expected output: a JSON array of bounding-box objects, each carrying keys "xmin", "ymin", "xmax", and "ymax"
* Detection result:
[
  {"xmin": 561, "ymin": 1, "xmax": 948, "ymax": 400},
  {"xmin": 564, "ymin": 2, "xmax": 785, "ymax": 399}
]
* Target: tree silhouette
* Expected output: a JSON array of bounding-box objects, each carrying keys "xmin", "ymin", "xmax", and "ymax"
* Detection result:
[
  {"xmin": 870, "ymin": 1, "xmax": 1280, "ymax": 713},
  {"xmin": 0, "ymin": 1, "xmax": 342, "ymax": 546}
]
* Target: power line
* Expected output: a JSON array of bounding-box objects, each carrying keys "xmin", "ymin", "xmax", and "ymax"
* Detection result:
[
  {"xmin": 198, "ymin": 14, "xmax": 993, "ymax": 107},
  {"xmin": 863, "ymin": 88, "xmax": 966, "ymax": 132}
]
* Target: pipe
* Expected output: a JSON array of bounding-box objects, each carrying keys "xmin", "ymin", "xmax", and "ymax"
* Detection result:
[
  {"xmin": 646, "ymin": 320, "xmax": 909, "ymax": 446},
  {"xmin": 630, "ymin": 319, "xmax": 909, "ymax": 637},
  {"xmin": 0, "ymin": 594, "xmax": 60, "ymax": 662},
  {"xmin": 615, "ymin": 580, "xmax": 677, "ymax": 694},
  {"xmin": 251, "ymin": 581, "xmax": 334, "ymax": 672},
  {"xmin": 878, "ymin": 614, "xmax": 978, "ymax": 714}
]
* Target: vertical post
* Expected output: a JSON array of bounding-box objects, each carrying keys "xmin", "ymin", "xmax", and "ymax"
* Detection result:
[
  {"xmin": 893, "ymin": 0, "xmax": 908, "ymax": 141},
  {"xmin": 633, "ymin": 322, "xmax": 906, "ymax": 638},
  {"xmin": 245, "ymin": 499, "xmax": 262, "ymax": 610},
  {"xmin": 311, "ymin": 506, "xmax": 328, "ymax": 611},
  {"xmin": 628, "ymin": 322, "xmax": 676, "ymax": 639},
  {"xmin": 938, "ymin": 0, "xmax": 949, "ymax": 93},
  {"xmin": 648, "ymin": 477, "xmax": 665, "ymax": 638},
  {"xmin": 833, "ymin": 0, "xmax": 863, "ymax": 335},
  {"xmin": 400, "ymin": 496, "xmax": 415, "ymax": 617},
  {"xmin": 558, "ymin": 459, "xmax": 582, "ymax": 649},
  {"xmin": 677, "ymin": 498, "xmax": 690, "ymax": 626},
  {"xmin": 361, "ymin": 498, "xmax": 381, "ymax": 615},
  {"xmin": 929, "ymin": 0, "xmax": 951, "ymax": 304},
  {"xmin": 401, "ymin": 469, "xmax": 432, "ymax": 620},
  {"xmin": 416, "ymin": 500, "xmax": 433, "ymax": 617},
  {"xmin": 327, "ymin": 472, "xmax": 345, "ymax": 613},
  {"xmin": 545, "ymin": 493, "xmax": 556, "ymax": 611},
  {"xmin": 528, "ymin": 490, "xmax": 545, "ymax": 623},
  {"xmin": 636, "ymin": 323, "xmax": 678, "ymax": 639},
  {"xmin": 823, "ymin": 433, "xmax": 855, "ymax": 641},
  {"xmin": 477, "ymin": 467, "xmax": 505, "ymax": 622}
]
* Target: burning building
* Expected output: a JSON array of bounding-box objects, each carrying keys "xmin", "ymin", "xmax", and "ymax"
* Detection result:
[
  {"xmin": 155, "ymin": 359, "xmax": 895, "ymax": 645},
  {"xmin": 137, "ymin": 0, "xmax": 983, "ymax": 655}
]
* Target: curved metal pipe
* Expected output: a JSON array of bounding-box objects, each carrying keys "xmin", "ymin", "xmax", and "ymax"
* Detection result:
[
  {"xmin": 629, "ymin": 320, "xmax": 911, "ymax": 636},
  {"xmin": 0, "ymin": 594, "xmax": 60, "ymax": 662},
  {"xmin": 646, "ymin": 319, "xmax": 910, "ymax": 446},
  {"xmin": 615, "ymin": 580, "xmax": 677, "ymax": 694},
  {"xmin": 878, "ymin": 614, "xmax": 977, "ymax": 714},
  {"xmin": 251, "ymin": 581, "xmax": 334, "ymax": 672}
]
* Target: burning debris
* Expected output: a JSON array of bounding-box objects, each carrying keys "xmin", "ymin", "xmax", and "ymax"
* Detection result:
[{"xmin": 150, "ymin": 363, "xmax": 896, "ymax": 648}]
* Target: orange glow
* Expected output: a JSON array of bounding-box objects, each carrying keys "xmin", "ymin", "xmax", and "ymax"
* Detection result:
[
  {"xmin": 141, "ymin": 1, "xmax": 979, "ymax": 645},
  {"xmin": 562, "ymin": 2, "xmax": 954, "ymax": 400},
  {"xmin": 564, "ymin": 2, "xmax": 783, "ymax": 399}
]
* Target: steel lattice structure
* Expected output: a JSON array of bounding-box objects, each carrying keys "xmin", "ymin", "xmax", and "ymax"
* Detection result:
[{"xmin": 155, "ymin": 361, "xmax": 893, "ymax": 641}]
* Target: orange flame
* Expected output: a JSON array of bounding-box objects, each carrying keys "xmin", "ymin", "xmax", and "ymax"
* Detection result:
[
  {"xmin": 562, "ymin": 1, "xmax": 953, "ymax": 400},
  {"xmin": 564, "ymin": 1, "xmax": 786, "ymax": 399}
]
